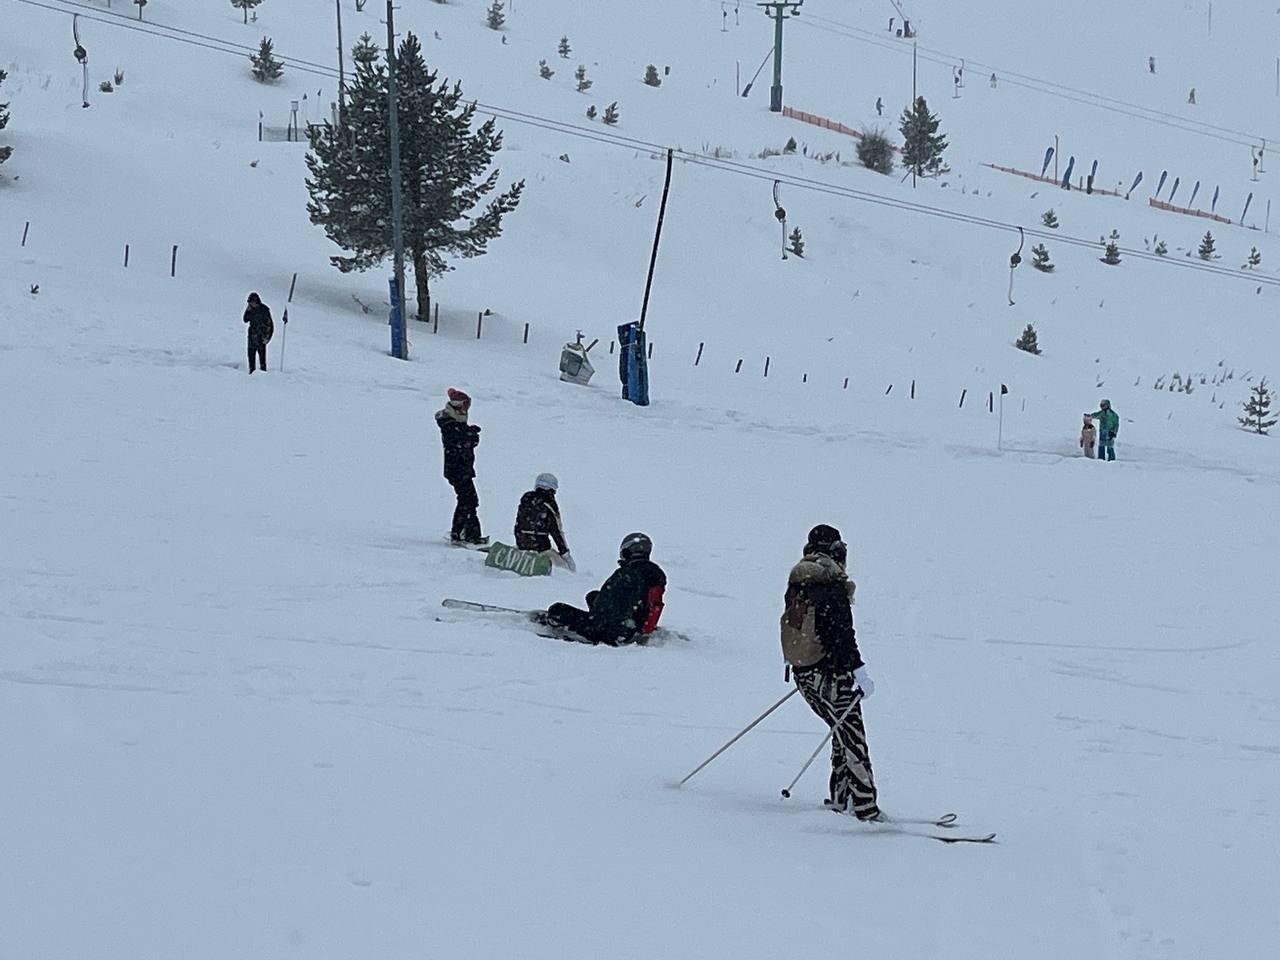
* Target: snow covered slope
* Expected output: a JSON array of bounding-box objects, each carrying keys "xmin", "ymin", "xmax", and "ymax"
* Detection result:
[{"xmin": 3, "ymin": 2, "xmax": 1280, "ymax": 958}]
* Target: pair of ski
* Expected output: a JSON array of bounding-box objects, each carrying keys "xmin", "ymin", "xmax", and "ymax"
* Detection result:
[
  {"xmin": 853, "ymin": 811, "xmax": 996, "ymax": 845},
  {"xmin": 441, "ymin": 599, "xmax": 690, "ymax": 644}
]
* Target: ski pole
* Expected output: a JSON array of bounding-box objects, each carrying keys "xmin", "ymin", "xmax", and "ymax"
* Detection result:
[
  {"xmin": 780, "ymin": 688, "xmax": 864, "ymax": 798},
  {"xmin": 678, "ymin": 687, "xmax": 799, "ymax": 787}
]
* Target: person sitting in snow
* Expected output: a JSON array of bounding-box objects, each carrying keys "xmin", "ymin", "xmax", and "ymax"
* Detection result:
[
  {"xmin": 1084, "ymin": 398, "xmax": 1119, "ymax": 461},
  {"xmin": 436, "ymin": 388, "xmax": 485, "ymax": 544},
  {"xmin": 1079, "ymin": 415, "xmax": 1097, "ymax": 459},
  {"xmin": 539, "ymin": 532, "xmax": 665, "ymax": 645},
  {"xmin": 514, "ymin": 473, "xmax": 575, "ymax": 571}
]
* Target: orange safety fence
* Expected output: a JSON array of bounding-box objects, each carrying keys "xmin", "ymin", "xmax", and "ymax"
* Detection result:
[
  {"xmin": 781, "ymin": 106, "xmax": 902, "ymax": 152},
  {"xmin": 982, "ymin": 162, "xmax": 1126, "ymax": 198},
  {"xmin": 1147, "ymin": 197, "xmax": 1232, "ymax": 224}
]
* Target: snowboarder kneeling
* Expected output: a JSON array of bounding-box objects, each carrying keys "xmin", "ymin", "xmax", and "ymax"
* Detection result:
[
  {"xmin": 1079, "ymin": 415, "xmax": 1096, "ymax": 458},
  {"xmin": 514, "ymin": 473, "xmax": 575, "ymax": 571},
  {"xmin": 781, "ymin": 524, "xmax": 880, "ymax": 821},
  {"xmin": 541, "ymin": 532, "xmax": 665, "ymax": 645}
]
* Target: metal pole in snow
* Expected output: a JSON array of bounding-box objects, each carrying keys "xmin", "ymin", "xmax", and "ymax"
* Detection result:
[{"xmin": 998, "ymin": 392, "xmax": 1004, "ymax": 450}]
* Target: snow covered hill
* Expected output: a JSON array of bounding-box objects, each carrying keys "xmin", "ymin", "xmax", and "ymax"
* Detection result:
[{"xmin": 3, "ymin": 2, "xmax": 1280, "ymax": 958}]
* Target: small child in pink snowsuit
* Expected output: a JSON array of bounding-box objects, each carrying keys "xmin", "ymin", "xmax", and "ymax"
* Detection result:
[{"xmin": 1080, "ymin": 416, "xmax": 1096, "ymax": 458}]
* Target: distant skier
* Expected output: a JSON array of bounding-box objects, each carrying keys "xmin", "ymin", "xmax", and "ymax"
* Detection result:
[
  {"xmin": 1079, "ymin": 415, "xmax": 1097, "ymax": 458},
  {"xmin": 242, "ymin": 292, "xmax": 273, "ymax": 374},
  {"xmin": 875, "ymin": 96, "xmax": 883, "ymax": 116},
  {"xmin": 436, "ymin": 388, "xmax": 485, "ymax": 544},
  {"xmin": 990, "ymin": 72, "xmax": 997, "ymax": 88},
  {"xmin": 1188, "ymin": 87, "xmax": 1196, "ymax": 104},
  {"xmin": 540, "ymin": 532, "xmax": 665, "ymax": 645},
  {"xmin": 1084, "ymin": 399, "xmax": 1119, "ymax": 461},
  {"xmin": 1148, "ymin": 56, "xmax": 1156, "ymax": 74},
  {"xmin": 514, "ymin": 473, "xmax": 575, "ymax": 571},
  {"xmin": 780, "ymin": 524, "xmax": 879, "ymax": 820}
]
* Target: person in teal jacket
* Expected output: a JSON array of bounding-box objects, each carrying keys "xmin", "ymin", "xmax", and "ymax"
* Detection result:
[{"xmin": 1084, "ymin": 399, "xmax": 1119, "ymax": 460}]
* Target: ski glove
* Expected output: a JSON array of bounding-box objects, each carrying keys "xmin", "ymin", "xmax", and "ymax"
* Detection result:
[
  {"xmin": 853, "ymin": 666, "xmax": 875, "ymax": 699},
  {"xmin": 561, "ymin": 551, "xmax": 577, "ymax": 573}
]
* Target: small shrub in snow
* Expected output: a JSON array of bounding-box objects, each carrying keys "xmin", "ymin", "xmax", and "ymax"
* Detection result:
[
  {"xmin": 231, "ymin": 0, "xmax": 263, "ymax": 25},
  {"xmin": 575, "ymin": 65, "xmax": 592, "ymax": 93},
  {"xmin": 1100, "ymin": 229, "xmax": 1121, "ymax": 265},
  {"xmin": 1041, "ymin": 208, "xmax": 1059, "ymax": 229},
  {"xmin": 1198, "ymin": 231, "xmax": 1217, "ymax": 260},
  {"xmin": 585, "ymin": 104, "xmax": 597, "ymax": 120},
  {"xmin": 1015, "ymin": 323, "xmax": 1041, "ymax": 355},
  {"xmin": 784, "ymin": 136, "xmax": 797, "ymax": 154},
  {"xmin": 1031, "ymin": 243, "xmax": 1053, "ymax": 272},
  {"xmin": 114, "ymin": 68, "xmax": 125, "ymax": 86},
  {"xmin": 558, "ymin": 36, "xmax": 572, "ymax": 59},
  {"xmin": 602, "ymin": 101, "xmax": 619, "ymax": 125},
  {"xmin": 855, "ymin": 127, "xmax": 893, "ymax": 174},
  {"xmin": 1239, "ymin": 379, "xmax": 1278, "ymax": 433},
  {"xmin": 538, "ymin": 59, "xmax": 554, "ymax": 80},
  {"xmin": 644, "ymin": 65, "xmax": 662, "ymax": 87},
  {"xmin": 1154, "ymin": 240, "xmax": 1168, "ymax": 256},
  {"xmin": 99, "ymin": 80, "xmax": 114, "ymax": 93},
  {"xmin": 250, "ymin": 36, "xmax": 284, "ymax": 83},
  {"xmin": 787, "ymin": 226, "xmax": 805, "ymax": 257},
  {"xmin": 486, "ymin": 1, "xmax": 505, "ymax": 31},
  {"xmin": 1243, "ymin": 246, "xmax": 1261, "ymax": 269},
  {"xmin": 0, "ymin": 68, "xmax": 12, "ymax": 167}
]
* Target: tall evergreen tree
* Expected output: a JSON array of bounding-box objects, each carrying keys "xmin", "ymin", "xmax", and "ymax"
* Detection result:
[
  {"xmin": 305, "ymin": 34, "xmax": 524, "ymax": 321},
  {"xmin": 0, "ymin": 69, "xmax": 12, "ymax": 167},
  {"xmin": 485, "ymin": 1, "xmax": 505, "ymax": 30},
  {"xmin": 1238, "ymin": 380, "xmax": 1278, "ymax": 434},
  {"xmin": 231, "ymin": 0, "xmax": 263, "ymax": 25},
  {"xmin": 1198, "ymin": 231, "xmax": 1217, "ymax": 260},
  {"xmin": 351, "ymin": 32, "xmax": 380, "ymax": 67},
  {"xmin": 250, "ymin": 36, "xmax": 284, "ymax": 82},
  {"xmin": 898, "ymin": 96, "xmax": 947, "ymax": 177}
]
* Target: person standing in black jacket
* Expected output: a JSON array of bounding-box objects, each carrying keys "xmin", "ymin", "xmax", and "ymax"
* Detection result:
[
  {"xmin": 242, "ymin": 292, "xmax": 274, "ymax": 373},
  {"xmin": 542, "ymin": 533, "xmax": 665, "ymax": 645},
  {"xmin": 435, "ymin": 388, "xmax": 485, "ymax": 544},
  {"xmin": 514, "ymin": 473, "xmax": 575, "ymax": 571},
  {"xmin": 779, "ymin": 524, "xmax": 880, "ymax": 820}
]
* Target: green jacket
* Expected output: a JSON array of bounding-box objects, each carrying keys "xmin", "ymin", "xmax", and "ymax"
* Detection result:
[{"xmin": 1088, "ymin": 408, "xmax": 1119, "ymax": 439}]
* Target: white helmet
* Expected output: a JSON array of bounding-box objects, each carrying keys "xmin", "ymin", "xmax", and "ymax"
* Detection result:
[{"xmin": 535, "ymin": 472, "xmax": 559, "ymax": 492}]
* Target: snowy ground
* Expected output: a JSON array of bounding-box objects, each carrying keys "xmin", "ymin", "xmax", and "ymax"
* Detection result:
[{"xmin": 3, "ymin": 2, "xmax": 1280, "ymax": 958}]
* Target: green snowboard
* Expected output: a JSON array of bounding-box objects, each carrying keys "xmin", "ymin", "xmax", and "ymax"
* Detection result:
[{"xmin": 484, "ymin": 541, "xmax": 554, "ymax": 577}]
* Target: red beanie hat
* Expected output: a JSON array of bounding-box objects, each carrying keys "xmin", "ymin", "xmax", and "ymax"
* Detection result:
[{"xmin": 447, "ymin": 387, "xmax": 472, "ymax": 408}]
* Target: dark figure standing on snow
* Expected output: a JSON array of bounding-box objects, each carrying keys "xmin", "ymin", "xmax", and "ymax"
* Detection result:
[
  {"xmin": 243, "ymin": 292, "xmax": 273, "ymax": 373},
  {"xmin": 780, "ymin": 524, "xmax": 879, "ymax": 820},
  {"xmin": 436, "ymin": 388, "xmax": 485, "ymax": 544},
  {"xmin": 542, "ymin": 532, "xmax": 665, "ymax": 645},
  {"xmin": 1084, "ymin": 398, "xmax": 1119, "ymax": 461},
  {"xmin": 515, "ymin": 473, "xmax": 575, "ymax": 571}
]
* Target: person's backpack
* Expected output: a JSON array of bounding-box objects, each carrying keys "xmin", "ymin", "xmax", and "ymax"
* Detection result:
[{"xmin": 780, "ymin": 574, "xmax": 827, "ymax": 668}]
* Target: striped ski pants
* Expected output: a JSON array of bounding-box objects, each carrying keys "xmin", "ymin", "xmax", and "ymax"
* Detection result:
[{"xmin": 794, "ymin": 663, "xmax": 880, "ymax": 820}]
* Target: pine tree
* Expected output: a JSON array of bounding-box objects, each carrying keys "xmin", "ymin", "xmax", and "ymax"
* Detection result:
[
  {"xmin": 1101, "ymin": 229, "xmax": 1121, "ymax": 265},
  {"xmin": 644, "ymin": 64, "xmax": 662, "ymax": 87},
  {"xmin": 585, "ymin": 105, "xmax": 597, "ymax": 120},
  {"xmin": 558, "ymin": 36, "xmax": 572, "ymax": 59},
  {"xmin": 0, "ymin": 69, "xmax": 11, "ymax": 167},
  {"xmin": 898, "ymin": 96, "xmax": 948, "ymax": 177},
  {"xmin": 231, "ymin": 0, "xmax": 263, "ymax": 25},
  {"xmin": 250, "ymin": 36, "xmax": 284, "ymax": 82},
  {"xmin": 538, "ymin": 59, "xmax": 554, "ymax": 80},
  {"xmin": 1198, "ymin": 230, "xmax": 1217, "ymax": 260},
  {"xmin": 305, "ymin": 33, "xmax": 524, "ymax": 321},
  {"xmin": 1015, "ymin": 323, "xmax": 1041, "ymax": 355},
  {"xmin": 1244, "ymin": 246, "xmax": 1261, "ymax": 269},
  {"xmin": 855, "ymin": 127, "xmax": 893, "ymax": 174},
  {"xmin": 574, "ymin": 65, "xmax": 592, "ymax": 92},
  {"xmin": 1031, "ymin": 243, "xmax": 1053, "ymax": 272},
  {"xmin": 1154, "ymin": 239, "xmax": 1168, "ymax": 256},
  {"xmin": 486, "ymin": 1, "xmax": 505, "ymax": 30},
  {"xmin": 602, "ymin": 101, "xmax": 619, "ymax": 125},
  {"xmin": 788, "ymin": 226, "xmax": 805, "ymax": 257},
  {"xmin": 1041, "ymin": 208, "xmax": 1059, "ymax": 229},
  {"xmin": 1238, "ymin": 379, "xmax": 1278, "ymax": 434},
  {"xmin": 784, "ymin": 136, "xmax": 797, "ymax": 154},
  {"xmin": 351, "ymin": 32, "xmax": 381, "ymax": 67},
  {"xmin": 134, "ymin": 0, "xmax": 147, "ymax": 21}
]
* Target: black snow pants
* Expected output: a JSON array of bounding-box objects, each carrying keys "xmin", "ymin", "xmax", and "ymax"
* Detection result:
[
  {"xmin": 449, "ymin": 477, "xmax": 482, "ymax": 543},
  {"xmin": 248, "ymin": 340, "xmax": 267, "ymax": 373},
  {"xmin": 794, "ymin": 661, "xmax": 880, "ymax": 820}
]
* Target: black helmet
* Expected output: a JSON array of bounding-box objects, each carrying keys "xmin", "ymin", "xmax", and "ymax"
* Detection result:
[
  {"xmin": 619, "ymin": 532, "xmax": 652, "ymax": 561},
  {"xmin": 806, "ymin": 524, "xmax": 846, "ymax": 562}
]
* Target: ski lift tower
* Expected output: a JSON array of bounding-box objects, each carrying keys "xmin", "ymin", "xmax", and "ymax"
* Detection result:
[{"xmin": 758, "ymin": 1, "xmax": 803, "ymax": 113}]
